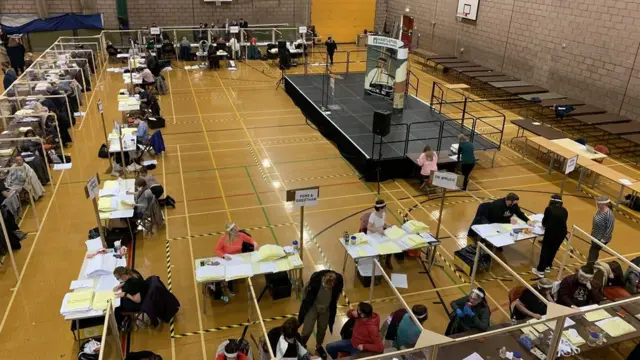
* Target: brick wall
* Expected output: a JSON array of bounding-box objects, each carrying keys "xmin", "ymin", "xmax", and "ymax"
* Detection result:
[
  {"xmin": 127, "ymin": 0, "xmax": 308, "ymax": 28},
  {"xmin": 377, "ymin": 0, "xmax": 640, "ymax": 120}
]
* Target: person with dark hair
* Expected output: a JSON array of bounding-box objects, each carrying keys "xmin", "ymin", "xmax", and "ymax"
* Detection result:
[
  {"xmin": 533, "ymin": 194, "xmax": 568, "ymax": 277},
  {"xmin": 6, "ymin": 37, "xmax": 25, "ymax": 74},
  {"xmin": 216, "ymin": 341, "xmax": 248, "ymax": 360},
  {"xmin": 446, "ymin": 287, "xmax": 490, "ymax": 335},
  {"xmin": 557, "ymin": 265, "xmax": 602, "ymax": 308},
  {"xmin": 457, "ymin": 134, "xmax": 475, "ymax": 190},
  {"xmin": 326, "ymin": 302, "xmax": 384, "ymax": 359},
  {"xmin": 266, "ymin": 318, "xmax": 310, "ymax": 359},
  {"xmin": 299, "ymin": 270, "xmax": 344, "ymax": 357},
  {"xmin": 137, "ymin": 66, "xmax": 155, "ymax": 87},
  {"xmin": 488, "ymin": 192, "xmax": 531, "ymax": 225},
  {"xmin": 587, "ymin": 195, "xmax": 615, "ymax": 265},
  {"xmin": 325, "ymin": 36, "xmax": 337, "ymax": 65},
  {"xmin": 113, "ymin": 266, "xmax": 147, "ymax": 327},
  {"xmin": 512, "ymin": 278, "xmax": 555, "ymax": 321},
  {"xmin": 367, "ymin": 199, "xmax": 393, "ymax": 268},
  {"xmin": 393, "ymin": 304, "xmax": 427, "ymax": 349}
]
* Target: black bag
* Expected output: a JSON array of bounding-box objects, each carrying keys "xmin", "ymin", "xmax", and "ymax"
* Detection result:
[
  {"xmin": 607, "ymin": 261, "xmax": 625, "ymax": 287},
  {"xmin": 148, "ymin": 116, "xmax": 165, "ymax": 129},
  {"xmin": 241, "ymin": 241, "xmax": 255, "ymax": 253},
  {"xmin": 98, "ymin": 144, "xmax": 109, "ymax": 158},
  {"xmin": 265, "ymin": 271, "xmax": 292, "ymax": 300},
  {"xmin": 125, "ymin": 351, "xmax": 163, "ymax": 360},
  {"xmin": 340, "ymin": 317, "xmax": 355, "ymax": 340}
]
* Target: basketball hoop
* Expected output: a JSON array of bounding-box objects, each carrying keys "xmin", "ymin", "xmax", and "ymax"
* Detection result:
[{"xmin": 456, "ymin": 12, "xmax": 470, "ymax": 18}]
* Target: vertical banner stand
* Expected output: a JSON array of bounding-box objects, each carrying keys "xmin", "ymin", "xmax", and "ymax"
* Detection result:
[
  {"xmin": 561, "ymin": 155, "xmax": 578, "ymax": 196},
  {"xmin": 85, "ymin": 173, "xmax": 107, "ymax": 248},
  {"xmin": 431, "ymin": 171, "xmax": 461, "ymax": 239},
  {"xmin": 286, "ymin": 186, "xmax": 319, "ymax": 292},
  {"xmin": 114, "ymin": 120, "xmax": 127, "ymax": 180}
]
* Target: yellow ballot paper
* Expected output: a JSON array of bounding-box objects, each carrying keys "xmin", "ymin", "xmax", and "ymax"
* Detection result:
[
  {"xmin": 352, "ymin": 233, "xmax": 369, "ymax": 245},
  {"xmin": 596, "ymin": 317, "xmax": 636, "ymax": 337},
  {"xmin": 374, "ymin": 242, "xmax": 402, "ymax": 255},
  {"xmin": 255, "ymin": 244, "xmax": 286, "ymax": 262},
  {"xmin": 405, "ymin": 234, "xmax": 428, "ymax": 247},
  {"xmin": 405, "ymin": 220, "xmax": 430, "ymax": 234},
  {"xmin": 562, "ymin": 329, "xmax": 585, "ymax": 346},
  {"xmin": 275, "ymin": 258, "xmax": 291, "ymax": 272},
  {"xmin": 532, "ymin": 323, "xmax": 550, "ymax": 333},
  {"xmin": 66, "ymin": 289, "xmax": 95, "ymax": 310},
  {"xmin": 92, "ymin": 290, "xmax": 116, "ymax": 311},
  {"xmin": 103, "ymin": 181, "xmax": 117, "ymax": 190},
  {"xmin": 98, "ymin": 198, "xmax": 117, "ymax": 212},
  {"xmin": 584, "ymin": 309, "xmax": 613, "ymax": 322},
  {"xmin": 384, "ymin": 226, "xmax": 406, "ymax": 240}
]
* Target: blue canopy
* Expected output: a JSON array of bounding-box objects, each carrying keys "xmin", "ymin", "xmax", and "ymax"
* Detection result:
[{"xmin": 1, "ymin": 13, "xmax": 103, "ymax": 34}]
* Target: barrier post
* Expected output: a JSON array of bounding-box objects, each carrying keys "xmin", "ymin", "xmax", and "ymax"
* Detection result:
[
  {"xmin": 346, "ymin": 51, "xmax": 350, "ymax": 75},
  {"xmin": 0, "ymin": 211, "xmax": 20, "ymax": 282}
]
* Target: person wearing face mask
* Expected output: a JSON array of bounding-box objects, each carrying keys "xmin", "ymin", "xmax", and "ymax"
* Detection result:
[
  {"xmin": 266, "ymin": 318, "xmax": 310, "ymax": 360},
  {"xmin": 366, "ymin": 199, "xmax": 393, "ymax": 268},
  {"xmin": 557, "ymin": 265, "xmax": 602, "ymax": 308},
  {"xmin": 445, "ymin": 287, "xmax": 490, "ymax": 335},
  {"xmin": 113, "ymin": 266, "xmax": 147, "ymax": 327},
  {"xmin": 214, "ymin": 223, "xmax": 259, "ymax": 302},
  {"xmin": 298, "ymin": 270, "xmax": 344, "ymax": 358},
  {"xmin": 533, "ymin": 194, "xmax": 568, "ymax": 277},
  {"xmin": 393, "ymin": 304, "xmax": 427, "ymax": 349},
  {"xmin": 487, "ymin": 192, "xmax": 532, "ymax": 226},
  {"xmin": 512, "ymin": 278, "xmax": 554, "ymax": 321},
  {"xmin": 326, "ymin": 302, "xmax": 383, "ymax": 359},
  {"xmin": 126, "ymin": 178, "xmax": 164, "ymax": 234},
  {"xmin": 217, "ymin": 341, "xmax": 248, "ymax": 360},
  {"xmin": 587, "ymin": 195, "xmax": 615, "ymax": 265}
]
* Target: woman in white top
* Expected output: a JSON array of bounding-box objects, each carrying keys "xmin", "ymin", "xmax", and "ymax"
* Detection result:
[{"xmin": 367, "ymin": 200, "xmax": 393, "ymax": 269}]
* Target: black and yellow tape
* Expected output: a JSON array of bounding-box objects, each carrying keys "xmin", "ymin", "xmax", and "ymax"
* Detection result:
[
  {"xmin": 164, "ymin": 238, "xmax": 176, "ymax": 337},
  {"xmin": 168, "ymin": 222, "xmax": 297, "ymax": 241},
  {"xmin": 284, "ymin": 172, "xmax": 357, "ymax": 183},
  {"xmin": 171, "ymin": 313, "xmax": 298, "ymax": 338},
  {"xmin": 247, "ymin": 144, "xmax": 268, "ymax": 183}
]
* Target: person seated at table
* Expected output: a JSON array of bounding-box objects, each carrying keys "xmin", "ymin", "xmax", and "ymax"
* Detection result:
[
  {"xmin": 127, "ymin": 178, "xmax": 164, "ymax": 235},
  {"xmin": 625, "ymin": 256, "xmax": 640, "ymax": 295},
  {"xmin": 366, "ymin": 199, "xmax": 393, "ymax": 269},
  {"xmin": 393, "ymin": 304, "xmax": 427, "ymax": 349},
  {"xmin": 326, "ymin": 302, "xmax": 384, "ymax": 359},
  {"xmin": 488, "ymin": 192, "xmax": 533, "ymax": 226},
  {"xmin": 512, "ymin": 278, "xmax": 554, "ymax": 321},
  {"xmin": 266, "ymin": 318, "xmax": 310, "ymax": 359},
  {"xmin": 557, "ymin": 265, "xmax": 602, "ymax": 308},
  {"xmin": 6, "ymin": 155, "xmax": 45, "ymax": 200},
  {"xmin": 136, "ymin": 66, "xmax": 155, "ymax": 87},
  {"xmin": 139, "ymin": 167, "xmax": 175, "ymax": 208},
  {"xmin": 113, "ymin": 266, "xmax": 148, "ymax": 329},
  {"xmin": 179, "ymin": 37, "xmax": 191, "ymax": 60},
  {"xmin": 106, "ymin": 40, "xmax": 121, "ymax": 57},
  {"xmin": 445, "ymin": 287, "xmax": 490, "ymax": 335},
  {"xmin": 214, "ymin": 222, "xmax": 259, "ymax": 302},
  {"xmin": 417, "ymin": 145, "xmax": 437, "ymax": 190}
]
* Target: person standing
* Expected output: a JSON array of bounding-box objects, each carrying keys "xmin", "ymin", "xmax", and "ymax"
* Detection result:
[
  {"xmin": 417, "ymin": 145, "xmax": 438, "ymax": 190},
  {"xmin": 5, "ymin": 37, "xmax": 25, "ymax": 74},
  {"xmin": 457, "ymin": 134, "xmax": 475, "ymax": 190},
  {"xmin": 298, "ymin": 270, "xmax": 344, "ymax": 357},
  {"xmin": 587, "ymin": 196, "xmax": 615, "ymax": 265},
  {"xmin": 533, "ymin": 194, "xmax": 568, "ymax": 277},
  {"xmin": 325, "ymin": 36, "xmax": 337, "ymax": 65}
]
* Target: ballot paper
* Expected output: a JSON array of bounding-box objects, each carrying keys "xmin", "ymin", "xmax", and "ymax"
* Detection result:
[
  {"xmin": 99, "ymin": 187, "xmax": 120, "ymax": 197},
  {"xmin": 92, "ymin": 290, "xmax": 116, "ymax": 311},
  {"xmin": 462, "ymin": 353, "xmax": 483, "ymax": 360},
  {"xmin": 384, "ymin": 226, "xmax": 406, "ymax": 240},
  {"xmin": 85, "ymin": 238, "xmax": 103, "ymax": 252},
  {"xmin": 259, "ymin": 262, "xmax": 277, "ymax": 274},
  {"xmin": 288, "ymin": 254, "xmax": 303, "ymax": 268},
  {"xmin": 374, "ymin": 242, "xmax": 402, "ymax": 255},
  {"xmin": 584, "ymin": 309, "xmax": 613, "ymax": 322},
  {"xmin": 85, "ymin": 254, "xmax": 117, "ymax": 277},
  {"xmin": 96, "ymin": 275, "xmax": 120, "ymax": 292},
  {"xmin": 196, "ymin": 265, "xmax": 225, "ymax": 281},
  {"xmin": 350, "ymin": 244, "xmax": 377, "ymax": 258},
  {"xmin": 391, "ymin": 273, "xmax": 408, "ymax": 288},
  {"xmin": 485, "ymin": 233, "xmax": 515, "ymax": 247},
  {"xmin": 596, "ymin": 316, "xmax": 636, "ymax": 337},
  {"xmin": 562, "ymin": 328, "xmax": 585, "ymax": 346},
  {"xmin": 225, "ymin": 263, "xmax": 253, "ymax": 281},
  {"xmin": 620, "ymin": 178, "xmax": 633, "ymax": 186},
  {"xmin": 545, "ymin": 317, "xmax": 575, "ymax": 329},
  {"xmin": 53, "ymin": 163, "xmax": 72, "ymax": 170},
  {"xmin": 70, "ymin": 280, "xmax": 94, "ymax": 290}
]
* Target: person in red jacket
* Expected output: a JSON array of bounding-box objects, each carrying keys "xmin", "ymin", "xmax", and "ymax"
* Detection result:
[{"xmin": 326, "ymin": 302, "xmax": 384, "ymax": 359}]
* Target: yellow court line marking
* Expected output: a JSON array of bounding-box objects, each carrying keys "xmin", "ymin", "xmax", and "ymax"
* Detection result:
[
  {"xmin": 163, "ymin": 141, "xmax": 329, "ymax": 156},
  {"xmin": 176, "ymin": 146, "xmax": 209, "ymax": 359},
  {"xmin": 472, "ymin": 171, "xmax": 551, "ymax": 183},
  {"xmin": 185, "ymin": 69, "xmax": 232, "ymax": 221},
  {"xmin": 0, "ymin": 169, "xmax": 65, "ymax": 333},
  {"xmin": 166, "ymin": 68, "xmax": 177, "ymax": 124}
]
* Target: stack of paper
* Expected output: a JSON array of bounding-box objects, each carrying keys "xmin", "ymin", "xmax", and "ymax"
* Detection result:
[
  {"xmin": 85, "ymin": 254, "xmax": 117, "ymax": 277},
  {"xmin": 98, "ymin": 198, "xmax": 118, "ymax": 212},
  {"xmin": 384, "ymin": 226, "xmax": 406, "ymax": 240},
  {"xmin": 92, "ymin": 290, "xmax": 116, "ymax": 311},
  {"xmin": 351, "ymin": 244, "xmax": 377, "ymax": 258},
  {"xmin": 195, "ymin": 265, "xmax": 225, "ymax": 281},
  {"xmin": 288, "ymin": 254, "xmax": 303, "ymax": 268},
  {"xmin": 596, "ymin": 317, "xmax": 636, "ymax": 337},
  {"xmin": 545, "ymin": 317, "xmax": 575, "ymax": 329},
  {"xmin": 374, "ymin": 242, "xmax": 402, "ymax": 255},
  {"xmin": 258, "ymin": 262, "xmax": 277, "ymax": 274},
  {"xmin": 85, "ymin": 238, "xmax": 103, "ymax": 252},
  {"xmin": 70, "ymin": 280, "xmax": 94, "ymax": 290},
  {"xmin": 274, "ymin": 258, "xmax": 291, "ymax": 272},
  {"xmin": 562, "ymin": 328, "xmax": 585, "ymax": 346},
  {"xmin": 400, "ymin": 234, "xmax": 428, "ymax": 249},
  {"xmin": 584, "ymin": 309, "xmax": 613, "ymax": 322},
  {"xmin": 254, "ymin": 244, "xmax": 286, "ymax": 262},
  {"xmin": 225, "ymin": 264, "xmax": 253, "ymax": 281},
  {"xmin": 60, "ymin": 289, "xmax": 95, "ymax": 315},
  {"xmin": 403, "ymin": 220, "xmax": 430, "ymax": 234}
]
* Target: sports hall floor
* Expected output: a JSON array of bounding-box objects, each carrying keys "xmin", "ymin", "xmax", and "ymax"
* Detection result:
[{"xmin": 1, "ymin": 45, "xmax": 640, "ymax": 359}]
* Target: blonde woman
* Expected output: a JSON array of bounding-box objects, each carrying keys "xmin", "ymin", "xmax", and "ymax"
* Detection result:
[
  {"xmin": 417, "ymin": 145, "xmax": 438, "ymax": 190},
  {"xmin": 214, "ymin": 223, "xmax": 259, "ymax": 301}
]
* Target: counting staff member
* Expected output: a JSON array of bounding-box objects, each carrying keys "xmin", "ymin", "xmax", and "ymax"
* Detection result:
[
  {"xmin": 367, "ymin": 199, "xmax": 392, "ymax": 269},
  {"xmin": 214, "ymin": 223, "xmax": 259, "ymax": 303},
  {"xmin": 557, "ymin": 265, "xmax": 602, "ymax": 308},
  {"xmin": 446, "ymin": 287, "xmax": 490, "ymax": 335},
  {"xmin": 113, "ymin": 266, "xmax": 148, "ymax": 328},
  {"xmin": 512, "ymin": 278, "xmax": 554, "ymax": 321},
  {"xmin": 533, "ymin": 194, "xmax": 568, "ymax": 278}
]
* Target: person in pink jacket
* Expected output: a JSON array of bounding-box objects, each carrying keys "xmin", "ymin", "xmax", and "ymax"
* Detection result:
[
  {"xmin": 417, "ymin": 145, "xmax": 438, "ymax": 190},
  {"xmin": 326, "ymin": 302, "xmax": 384, "ymax": 358}
]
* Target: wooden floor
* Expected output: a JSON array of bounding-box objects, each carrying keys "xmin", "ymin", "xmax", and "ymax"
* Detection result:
[{"xmin": 1, "ymin": 46, "xmax": 640, "ymax": 359}]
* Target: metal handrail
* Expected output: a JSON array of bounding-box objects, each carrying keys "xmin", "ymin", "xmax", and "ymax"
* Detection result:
[{"xmin": 405, "ymin": 119, "xmax": 446, "ymax": 155}]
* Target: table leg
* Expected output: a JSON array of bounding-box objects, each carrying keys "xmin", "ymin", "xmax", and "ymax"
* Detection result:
[
  {"xmin": 548, "ymin": 155, "xmax": 554, "ymax": 175},
  {"xmin": 491, "ymin": 150, "xmax": 497, "ymax": 168},
  {"xmin": 617, "ymin": 185, "xmax": 625, "ymax": 209},
  {"xmin": 342, "ymin": 248, "xmax": 348, "ymax": 273},
  {"xmin": 202, "ymin": 282, "xmax": 207, "ymax": 315},
  {"xmin": 429, "ymin": 245, "xmax": 438, "ymax": 272},
  {"xmin": 577, "ymin": 167, "xmax": 585, "ymax": 191},
  {"xmin": 523, "ymin": 137, "xmax": 527, "ymax": 159}
]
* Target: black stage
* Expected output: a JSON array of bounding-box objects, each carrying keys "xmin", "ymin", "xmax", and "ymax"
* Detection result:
[{"xmin": 285, "ymin": 73, "xmax": 500, "ymax": 181}]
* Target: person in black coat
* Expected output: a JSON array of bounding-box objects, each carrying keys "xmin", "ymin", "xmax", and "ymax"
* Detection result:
[
  {"xmin": 533, "ymin": 194, "xmax": 568, "ymax": 277},
  {"xmin": 2, "ymin": 68, "xmax": 17, "ymax": 90},
  {"xmin": 325, "ymin": 37, "xmax": 337, "ymax": 65},
  {"xmin": 487, "ymin": 192, "xmax": 531, "ymax": 225},
  {"xmin": 266, "ymin": 318, "xmax": 310, "ymax": 359},
  {"xmin": 298, "ymin": 270, "xmax": 344, "ymax": 355},
  {"xmin": 5, "ymin": 38, "xmax": 25, "ymax": 74}
]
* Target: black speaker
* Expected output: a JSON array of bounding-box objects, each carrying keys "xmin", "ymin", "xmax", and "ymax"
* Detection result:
[{"xmin": 372, "ymin": 110, "xmax": 391, "ymax": 137}]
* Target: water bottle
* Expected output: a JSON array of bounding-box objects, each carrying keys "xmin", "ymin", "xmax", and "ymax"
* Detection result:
[
  {"xmin": 343, "ymin": 231, "xmax": 349, "ymax": 244},
  {"xmin": 587, "ymin": 332, "xmax": 599, "ymax": 346},
  {"xmin": 512, "ymin": 351, "xmax": 522, "ymax": 360},
  {"xmin": 292, "ymin": 240, "xmax": 299, "ymax": 253}
]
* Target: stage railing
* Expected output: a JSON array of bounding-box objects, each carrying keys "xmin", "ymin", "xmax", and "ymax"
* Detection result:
[{"xmin": 404, "ymin": 119, "xmax": 446, "ymax": 155}]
